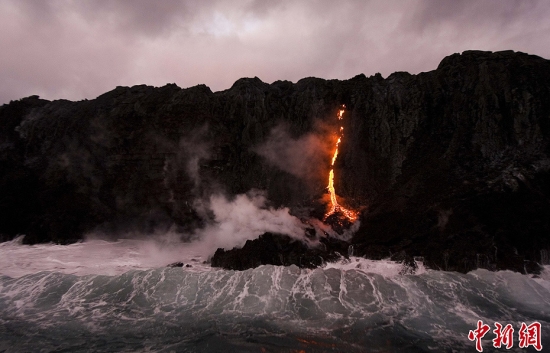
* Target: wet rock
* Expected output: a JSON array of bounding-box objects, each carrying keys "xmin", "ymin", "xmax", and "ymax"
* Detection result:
[
  {"xmin": 210, "ymin": 232, "xmax": 349, "ymax": 270},
  {"xmin": 1, "ymin": 50, "xmax": 549, "ymax": 273},
  {"xmin": 166, "ymin": 262, "xmax": 193, "ymax": 268}
]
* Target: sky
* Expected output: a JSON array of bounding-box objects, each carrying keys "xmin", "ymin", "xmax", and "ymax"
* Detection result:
[{"xmin": 1, "ymin": 0, "xmax": 549, "ymax": 105}]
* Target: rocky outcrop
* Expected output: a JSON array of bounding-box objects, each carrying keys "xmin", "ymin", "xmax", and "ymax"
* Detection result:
[
  {"xmin": 211, "ymin": 232, "xmax": 349, "ymax": 270},
  {"xmin": 1, "ymin": 50, "xmax": 549, "ymax": 273}
]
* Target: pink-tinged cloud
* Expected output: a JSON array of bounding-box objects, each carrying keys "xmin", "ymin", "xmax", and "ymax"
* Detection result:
[{"xmin": 1, "ymin": 0, "xmax": 549, "ymax": 105}]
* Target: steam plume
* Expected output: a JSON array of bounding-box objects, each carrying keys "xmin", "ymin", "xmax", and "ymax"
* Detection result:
[{"xmin": 192, "ymin": 190, "xmax": 307, "ymax": 252}]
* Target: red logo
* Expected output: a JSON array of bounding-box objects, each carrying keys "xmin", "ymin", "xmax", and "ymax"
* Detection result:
[
  {"xmin": 493, "ymin": 323, "xmax": 514, "ymax": 349},
  {"xmin": 518, "ymin": 322, "xmax": 542, "ymax": 351},
  {"xmin": 468, "ymin": 320, "xmax": 490, "ymax": 352},
  {"xmin": 468, "ymin": 321, "xmax": 543, "ymax": 352}
]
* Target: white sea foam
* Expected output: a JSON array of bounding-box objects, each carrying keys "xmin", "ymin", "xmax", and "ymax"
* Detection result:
[
  {"xmin": 0, "ymin": 236, "xmax": 211, "ymax": 278},
  {"xmin": 1, "ymin": 239, "xmax": 549, "ymax": 352},
  {"xmin": 323, "ymin": 256, "xmax": 414, "ymax": 277}
]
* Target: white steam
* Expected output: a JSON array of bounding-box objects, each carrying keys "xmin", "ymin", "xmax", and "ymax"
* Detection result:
[
  {"xmin": 254, "ymin": 124, "xmax": 329, "ymax": 180},
  {"xmin": 179, "ymin": 125, "xmax": 211, "ymax": 189},
  {"xmin": 82, "ymin": 189, "xmax": 313, "ymax": 263},
  {"xmin": 81, "ymin": 122, "xmax": 360, "ymax": 263},
  {"xmin": 193, "ymin": 190, "xmax": 307, "ymax": 252}
]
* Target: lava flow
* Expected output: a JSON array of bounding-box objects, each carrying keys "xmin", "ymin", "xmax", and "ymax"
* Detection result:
[{"xmin": 324, "ymin": 105, "xmax": 358, "ymax": 222}]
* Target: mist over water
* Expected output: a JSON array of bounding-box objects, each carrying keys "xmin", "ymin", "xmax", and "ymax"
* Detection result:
[
  {"xmin": 1, "ymin": 116, "xmax": 549, "ymax": 352},
  {"xmin": 191, "ymin": 191, "xmax": 309, "ymax": 251},
  {"xmin": 0, "ymin": 236, "xmax": 211, "ymax": 278},
  {"xmin": 0, "ymin": 237, "xmax": 549, "ymax": 352}
]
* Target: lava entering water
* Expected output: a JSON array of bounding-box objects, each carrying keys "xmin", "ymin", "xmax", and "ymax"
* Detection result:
[{"xmin": 324, "ymin": 106, "xmax": 358, "ymax": 222}]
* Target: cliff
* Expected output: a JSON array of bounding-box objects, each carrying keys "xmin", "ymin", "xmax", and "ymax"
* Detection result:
[{"xmin": 1, "ymin": 50, "xmax": 549, "ymax": 273}]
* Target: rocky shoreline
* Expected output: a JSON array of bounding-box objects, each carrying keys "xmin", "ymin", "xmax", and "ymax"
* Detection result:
[{"xmin": 1, "ymin": 50, "xmax": 549, "ymax": 273}]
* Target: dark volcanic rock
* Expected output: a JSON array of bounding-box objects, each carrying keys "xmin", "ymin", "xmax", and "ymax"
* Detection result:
[
  {"xmin": 210, "ymin": 232, "xmax": 349, "ymax": 270},
  {"xmin": 347, "ymin": 50, "xmax": 550, "ymax": 273},
  {"xmin": 1, "ymin": 50, "xmax": 550, "ymax": 273}
]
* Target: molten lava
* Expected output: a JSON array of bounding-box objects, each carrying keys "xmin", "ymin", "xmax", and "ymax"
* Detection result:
[{"xmin": 324, "ymin": 106, "xmax": 358, "ymax": 222}]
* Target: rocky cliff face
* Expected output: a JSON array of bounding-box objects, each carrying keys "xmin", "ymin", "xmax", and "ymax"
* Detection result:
[
  {"xmin": 1, "ymin": 50, "xmax": 549, "ymax": 273},
  {"xmin": 346, "ymin": 51, "xmax": 550, "ymax": 273}
]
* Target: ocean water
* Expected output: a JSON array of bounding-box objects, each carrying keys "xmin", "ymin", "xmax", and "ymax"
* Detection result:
[{"xmin": 0, "ymin": 237, "xmax": 548, "ymax": 352}]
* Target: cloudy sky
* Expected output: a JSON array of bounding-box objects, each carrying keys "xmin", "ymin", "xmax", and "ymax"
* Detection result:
[{"xmin": 1, "ymin": 0, "xmax": 549, "ymax": 105}]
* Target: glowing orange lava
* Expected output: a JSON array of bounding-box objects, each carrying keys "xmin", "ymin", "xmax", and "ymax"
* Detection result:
[{"xmin": 324, "ymin": 106, "xmax": 357, "ymax": 222}]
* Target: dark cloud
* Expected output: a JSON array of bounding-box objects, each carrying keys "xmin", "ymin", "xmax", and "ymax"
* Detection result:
[
  {"xmin": 405, "ymin": 0, "xmax": 542, "ymax": 31},
  {"xmin": 1, "ymin": 0, "xmax": 549, "ymax": 105},
  {"xmin": 75, "ymin": 0, "xmax": 193, "ymax": 37}
]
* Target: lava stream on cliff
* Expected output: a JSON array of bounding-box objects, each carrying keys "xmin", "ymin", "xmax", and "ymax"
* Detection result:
[{"xmin": 324, "ymin": 106, "xmax": 358, "ymax": 222}]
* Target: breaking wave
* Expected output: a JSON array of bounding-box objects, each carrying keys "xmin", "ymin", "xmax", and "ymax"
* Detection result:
[{"xmin": 0, "ymin": 239, "xmax": 549, "ymax": 352}]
